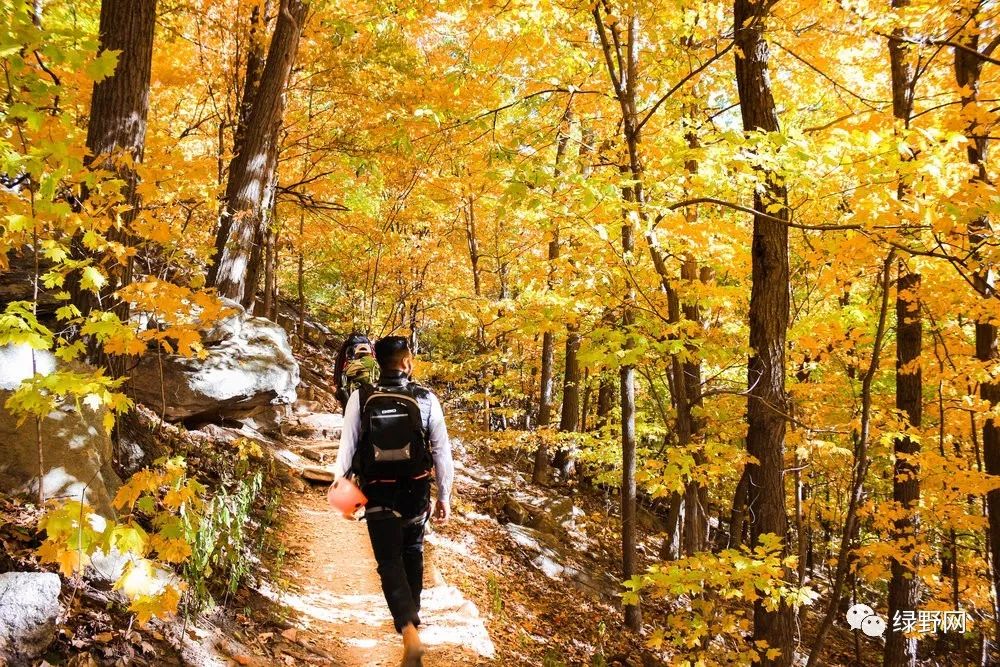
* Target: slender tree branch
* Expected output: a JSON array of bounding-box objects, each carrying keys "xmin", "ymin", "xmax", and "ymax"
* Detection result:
[
  {"xmin": 654, "ymin": 197, "xmax": 861, "ymax": 230},
  {"xmin": 636, "ymin": 40, "xmax": 735, "ymax": 132}
]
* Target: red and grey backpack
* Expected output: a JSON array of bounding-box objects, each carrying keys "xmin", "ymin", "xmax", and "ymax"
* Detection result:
[{"xmin": 352, "ymin": 382, "xmax": 433, "ymax": 482}]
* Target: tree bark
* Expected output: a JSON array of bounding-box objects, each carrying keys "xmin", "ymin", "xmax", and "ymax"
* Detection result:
[
  {"xmin": 953, "ymin": 12, "xmax": 1000, "ymax": 658},
  {"xmin": 73, "ymin": 0, "xmax": 157, "ymax": 372},
  {"xmin": 554, "ymin": 323, "xmax": 581, "ymax": 473},
  {"xmin": 208, "ymin": 0, "xmax": 308, "ymax": 307},
  {"xmin": 558, "ymin": 324, "xmax": 581, "ymax": 432},
  {"xmin": 464, "ymin": 197, "xmax": 482, "ymax": 298},
  {"xmin": 681, "ymin": 255, "xmax": 709, "ymax": 555},
  {"xmin": 259, "ymin": 202, "xmax": 278, "ymax": 319},
  {"xmin": 596, "ymin": 373, "xmax": 614, "ymax": 430},
  {"xmin": 533, "ymin": 107, "xmax": 573, "ymax": 484},
  {"xmin": 885, "ymin": 4, "xmax": 921, "ymax": 663},
  {"xmin": 618, "ymin": 13, "xmax": 643, "ymax": 633},
  {"xmin": 532, "ymin": 245, "xmax": 558, "ymax": 487},
  {"xmin": 233, "ymin": 1, "xmax": 272, "ymax": 162},
  {"xmin": 733, "ymin": 0, "xmax": 793, "ymax": 662},
  {"xmin": 592, "ymin": 7, "xmax": 643, "ymax": 628}
]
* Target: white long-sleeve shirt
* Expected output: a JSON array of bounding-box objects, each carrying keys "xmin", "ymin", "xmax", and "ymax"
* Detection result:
[{"xmin": 335, "ymin": 388, "xmax": 454, "ymax": 503}]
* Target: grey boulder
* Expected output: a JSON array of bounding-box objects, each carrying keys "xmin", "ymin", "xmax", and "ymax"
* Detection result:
[
  {"xmin": 0, "ymin": 345, "xmax": 121, "ymax": 516},
  {"xmin": 0, "ymin": 572, "xmax": 61, "ymax": 666},
  {"xmin": 128, "ymin": 299, "xmax": 299, "ymax": 422}
]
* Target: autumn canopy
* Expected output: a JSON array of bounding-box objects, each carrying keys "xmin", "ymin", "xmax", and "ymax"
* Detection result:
[{"xmin": 4, "ymin": 0, "xmax": 1000, "ymax": 664}]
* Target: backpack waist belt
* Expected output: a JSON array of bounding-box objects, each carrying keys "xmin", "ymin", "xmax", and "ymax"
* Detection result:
[{"xmin": 366, "ymin": 470, "xmax": 432, "ymax": 484}]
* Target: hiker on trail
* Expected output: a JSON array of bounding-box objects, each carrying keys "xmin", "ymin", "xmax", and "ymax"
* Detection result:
[
  {"xmin": 334, "ymin": 336, "xmax": 454, "ymax": 667},
  {"xmin": 334, "ymin": 333, "xmax": 377, "ymax": 409}
]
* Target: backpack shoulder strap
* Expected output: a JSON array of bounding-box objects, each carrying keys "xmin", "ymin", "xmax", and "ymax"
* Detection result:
[
  {"xmin": 403, "ymin": 382, "xmax": 433, "ymax": 435},
  {"xmin": 358, "ymin": 382, "xmax": 377, "ymax": 409}
]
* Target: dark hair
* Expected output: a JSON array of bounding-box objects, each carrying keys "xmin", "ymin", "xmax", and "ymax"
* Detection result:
[{"xmin": 374, "ymin": 336, "xmax": 411, "ymax": 370}]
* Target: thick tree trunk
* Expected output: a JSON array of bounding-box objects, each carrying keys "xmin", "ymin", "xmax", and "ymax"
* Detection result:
[
  {"xmin": 885, "ymin": 5, "xmax": 920, "ymax": 664},
  {"xmin": 85, "ymin": 1, "xmax": 157, "ymax": 177},
  {"xmin": 244, "ymin": 156, "xmax": 279, "ymax": 312},
  {"xmin": 208, "ymin": 0, "xmax": 308, "ymax": 307},
  {"xmin": 954, "ymin": 17, "xmax": 1000, "ymax": 658},
  {"xmin": 72, "ymin": 0, "xmax": 157, "ymax": 371},
  {"xmin": 886, "ymin": 268, "xmax": 921, "ymax": 667},
  {"xmin": 621, "ymin": 339, "xmax": 641, "ymax": 630},
  {"xmin": 537, "ymin": 315, "xmax": 556, "ymax": 424},
  {"xmin": 558, "ymin": 325, "xmax": 582, "ymax": 431},
  {"xmin": 733, "ymin": 0, "xmax": 793, "ymax": 662},
  {"xmin": 660, "ymin": 491, "xmax": 684, "ymax": 560},
  {"xmin": 233, "ymin": 0, "xmax": 272, "ymax": 162}
]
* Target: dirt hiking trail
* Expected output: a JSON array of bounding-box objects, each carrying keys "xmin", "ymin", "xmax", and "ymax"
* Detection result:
[{"xmin": 267, "ymin": 472, "xmax": 495, "ymax": 666}]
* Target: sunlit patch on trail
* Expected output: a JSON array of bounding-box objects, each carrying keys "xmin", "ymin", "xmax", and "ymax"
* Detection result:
[
  {"xmin": 419, "ymin": 585, "xmax": 496, "ymax": 658},
  {"xmin": 258, "ymin": 582, "xmax": 390, "ymax": 627},
  {"xmin": 343, "ymin": 637, "xmax": 379, "ymax": 649},
  {"xmin": 265, "ymin": 489, "xmax": 497, "ymax": 664}
]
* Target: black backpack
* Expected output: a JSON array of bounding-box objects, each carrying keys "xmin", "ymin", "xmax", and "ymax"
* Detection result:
[{"xmin": 352, "ymin": 383, "xmax": 433, "ymax": 481}]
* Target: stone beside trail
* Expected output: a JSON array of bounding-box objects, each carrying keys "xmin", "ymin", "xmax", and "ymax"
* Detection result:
[{"xmin": 0, "ymin": 571, "xmax": 62, "ymax": 667}]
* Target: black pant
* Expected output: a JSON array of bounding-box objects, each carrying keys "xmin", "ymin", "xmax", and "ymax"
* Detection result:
[{"xmin": 363, "ymin": 478, "xmax": 431, "ymax": 633}]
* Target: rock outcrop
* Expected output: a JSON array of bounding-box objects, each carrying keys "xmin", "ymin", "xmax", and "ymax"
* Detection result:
[
  {"xmin": 0, "ymin": 344, "xmax": 121, "ymax": 516},
  {"xmin": 128, "ymin": 300, "xmax": 299, "ymax": 422}
]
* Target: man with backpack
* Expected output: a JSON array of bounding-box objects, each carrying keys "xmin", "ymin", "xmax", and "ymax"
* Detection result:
[{"xmin": 333, "ymin": 336, "xmax": 453, "ymax": 667}]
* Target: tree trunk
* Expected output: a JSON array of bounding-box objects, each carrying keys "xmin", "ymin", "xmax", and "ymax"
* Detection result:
[
  {"xmin": 733, "ymin": 0, "xmax": 793, "ymax": 662},
  {"xmin": 558, "ymin": 325, "xmax": 582, "ymax": 432},
  {"xmin": 233, "ymin": 0, "xmax": 272, "ymax": 162},
  {"xmin": 660, "ymin": 491, "xmax": 683, "ymax": 560},
  {"xmin": 260, "ymin": 204, "xmax": 278, "ymax": 319},
  {"xmin": 554, "ymin": 323, "xmax": 581, "ymax": 473},
  {"xmin": 534, "ymin": 107, "xmax": 573, "ymax": 484},
  {"xmin": 884, "ymin": 5, "xmax": 920, "ymax": 664},
  {"xmin": 464, "ymin": 197, "xmax": 482, "ymax": 298},
  {"xmin": 208, "ymin": 0, "xmax": 308, "ymax": 307},
  {"xmin": 73, "ymin": 0, "xmax": 157, "ymax": 372},
  {"xmin": 954, "ymin": 15, "xmax": 1000, "ymax": 659},
  {"xmin": 244, "ymin": 156, "xmax": 279, "ymax": 312},
  {"xmin": 681, "ymin": 256, "xmax": 709, "ymax": 554},
  {"xmin": 886, "ymin": 268, "xmax": 921, "ymax": 667},
  {"xmin": 296, "ymin": 209, "xmax": 305, "ymax": 351},
  {"xmin": 593, "ymin": 6, "xmax": 643, "ymax": 629},
  {"xmin": 596, "ymin": 373, "xmax": 614, "ymax": 430}
]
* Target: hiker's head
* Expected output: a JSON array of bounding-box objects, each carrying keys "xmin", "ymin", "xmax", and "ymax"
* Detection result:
[
  {"xmin": 374, "ymin": 336, "xmax": 413, "ymax": 374},
  {"xmin": 351, "ymin": 342, "xmax": 373, "ymax": 359}
]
